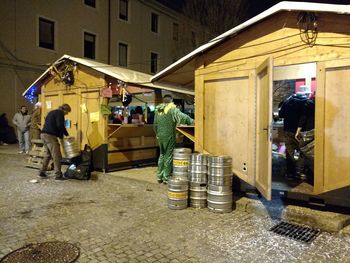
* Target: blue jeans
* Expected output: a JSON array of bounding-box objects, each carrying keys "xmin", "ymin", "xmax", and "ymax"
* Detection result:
[{"xmin": 17, "ymin": 129, "xmax": 30, "ymax": 152}]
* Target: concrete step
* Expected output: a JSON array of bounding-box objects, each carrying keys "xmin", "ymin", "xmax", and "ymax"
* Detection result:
[
  {"xmin": 235, "ymin": 197, "xmax": 350, "ymax": 232},
  {"xmin": 282, "ymin": 205, "xmax": 350, "ymax": 232}
]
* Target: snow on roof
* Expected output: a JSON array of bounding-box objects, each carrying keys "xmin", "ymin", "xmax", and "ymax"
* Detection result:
[
  {"xmin": 151, "ymin": 1, "xmax": 350, "ymax": 82},
  {"xmin": 23, "ymin": 55, "xmax": 194, "ymax": 98}
]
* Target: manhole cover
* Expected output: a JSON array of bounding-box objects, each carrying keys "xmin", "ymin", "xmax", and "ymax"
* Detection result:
[
  {"xmin": 270, "ymin": 221, "xmax": 320, "ymax": 243},
  {"xmin": 0, "ymin": 241, "xmax": 80, "ymax": 263}
]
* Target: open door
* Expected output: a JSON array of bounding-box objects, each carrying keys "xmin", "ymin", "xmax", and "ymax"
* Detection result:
[
  {"xmin": 255, "ymin": 57, "xmax": 273, "ymax": 200},
  {"xmin": 314, "ymin": 59, "xmax": 350, "ymax": 194}
]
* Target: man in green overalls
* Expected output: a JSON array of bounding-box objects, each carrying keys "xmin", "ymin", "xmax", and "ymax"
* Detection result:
[{"xmin": 153, "ymin": 95, "xmax": 194, "ymax": 184}]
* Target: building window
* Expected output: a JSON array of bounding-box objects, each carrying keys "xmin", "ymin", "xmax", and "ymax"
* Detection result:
[
  {"xmin": 84, "ymin": 0, "xmax": 96, "ymax": 8},
  {"xmin": 173, "ymin": 23, "xmax": 179, "ymax": 40},
  {"xmin": 151, "ymin": 13, "xmax": 158, "ymax": 33},
  {"xmin": 118, "ymin": 43, "xmax": 128, "ymax": 67},
  {"xmin": 191, "ymin": 31, "xmax": 197, "ymax": 47},
  {"xmin": 150, "ymin": 52, "xmax": 158, "ymax": 73},
  {"xmin": 84, "ymin": 32, "xmax": 96, "ymax": 59},
  {"xmin": 39, "ymin": 17, "xmax": 55, "ymax": 50},
  {"xmin": 119, "ymin": 0, "xmax": 128, "ymax": 21}
]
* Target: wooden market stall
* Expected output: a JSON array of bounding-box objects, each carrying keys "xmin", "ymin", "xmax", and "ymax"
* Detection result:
[
  {"xmin": 152, "ymin": 2, "xmax": 350, "ymax": 206},
  {"xmin": 23, "ymin": 55, "xmax": 194, "ymax": 172}
]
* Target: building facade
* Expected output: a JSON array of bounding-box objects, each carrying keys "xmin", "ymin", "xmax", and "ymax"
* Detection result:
[{"xmin": 0, "ymin": 0, "xmax": 210, "ymax": 119}]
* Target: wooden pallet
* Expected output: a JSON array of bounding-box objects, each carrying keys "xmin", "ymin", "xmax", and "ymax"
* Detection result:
[{"xmin": 26, "ymin": 139, "xmax": 53, "ymax": 170}]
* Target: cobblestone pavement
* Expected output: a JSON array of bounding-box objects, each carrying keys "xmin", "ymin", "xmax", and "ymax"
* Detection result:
[{"xmin": 0, "ymin": 146, "xmax": 350, "ymax": 262}]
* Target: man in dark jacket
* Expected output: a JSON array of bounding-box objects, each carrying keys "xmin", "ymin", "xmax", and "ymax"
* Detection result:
[
  {"xmin": 39, "ymin": 104, "xmax": 71, "ymax": 180},
  {"xmin": 278, "ymin": 92, "xmax": 309, "ymax": 179}
]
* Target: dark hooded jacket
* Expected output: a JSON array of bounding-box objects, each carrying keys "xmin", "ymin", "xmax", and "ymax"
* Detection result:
[
  {"xmin": 278, "ymin": 94, "xmax": 308, "ymax": 133},
  {"xmin": 42, "ymin": 109, "xmax": 68, "ymax": 138}
]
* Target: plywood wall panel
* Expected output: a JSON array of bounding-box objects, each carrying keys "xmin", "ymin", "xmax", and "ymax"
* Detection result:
[
  {"xmin": 323, "ymin": 65, "xmax": 350, "ymax": 191},
  {"xmin": 203, "ymin": 77, "xmax": 250, "ymax": 177}
]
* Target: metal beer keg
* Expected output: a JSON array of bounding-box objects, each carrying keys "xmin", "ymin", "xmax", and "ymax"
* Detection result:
[
  {"xmin": 173, "ymin": 148, "xmax": 192, "ymax": 180},
  {"xmin": 188, "ymin": 153, "xmax": 208, "ymax": 183},
  {"xmin": 167, "ymin": 177, "xmax": 189, "ymax": 210},
  {"xmin": 207, "ymin": 185, "xmax": 233, "ymax": 213},
  {"xmin": 62, "ymin": 137, "xmax": 80, "ymax": 159},
  {"xmin": 188, "ymin": 153, "xmax": 208, "ymax": 208},
  {"xmin": 189, "ymin": 182, "xmax": 207, "ymax": 208},
  {"xmin": 207, "ymin": 155, "xmax": 233, "ymax": 213}
]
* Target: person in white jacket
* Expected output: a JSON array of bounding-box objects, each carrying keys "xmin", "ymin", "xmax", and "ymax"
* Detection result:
[{"xmin": 12, "ymin": 105, "xmax": 31, "ymax": 154}]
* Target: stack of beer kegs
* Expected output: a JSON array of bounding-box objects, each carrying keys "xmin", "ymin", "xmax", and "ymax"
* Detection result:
[
  {"xmin": 207, "ymin": 156, "xmax": 233, "ymax": 213},
  {"xmin": 188, "ymin": 153, "xmax": 208, "ymax": 208},
  {"xmin": 167, "ymin": 148, "xmax": 192, "ymax": 210}
]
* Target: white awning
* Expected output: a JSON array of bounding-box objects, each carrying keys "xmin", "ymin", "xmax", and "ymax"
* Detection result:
[{"xmin": 23, "ymin": 55, "xmax": 194, "ymax": 99}]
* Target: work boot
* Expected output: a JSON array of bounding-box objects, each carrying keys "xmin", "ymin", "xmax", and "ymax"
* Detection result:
[
  {"xmin": 38, "ymin": 171, "xmax": 48, "ymax": 178},
  {"xmin": 157, "ymin": 179, "xmax": 163, "ymax": 184}
]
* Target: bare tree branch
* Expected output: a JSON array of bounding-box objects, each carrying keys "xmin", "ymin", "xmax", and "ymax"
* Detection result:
[{"xmin": 182, "ymin": 0, "xmax": 250, "ymax": 35}]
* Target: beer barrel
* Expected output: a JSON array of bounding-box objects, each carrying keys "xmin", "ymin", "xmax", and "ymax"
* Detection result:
[
  {"xmin": 62, "ymin": 137, "xmax": 80, "ymax": 159},
  {"xmin": 207, "ymin": 155, "xmax": 233, "ymax": 213},
  {"xmin": 208, "ymin": 155, "xmax": 232, "ymax": 167},
  {"xmin": 173, "ymin": 148, "xmax": 192, "ymax": 172},
  {"xmin": 190, "ymin": 153, "xmax": 208, "ymax": 165},
  {"xmin": 189, "ymin": 182, "xmax": 207, "ymax": 208},
  {"xmin": 188, "ymin": 153, "xmax": 208, "ymax": 208},
  {"xmin": 167, "ymin": 177, "xmax": 189, "ymax": 210},
  {"xmin": 207, "ymin": 187, "xmax": 233, "ymax": 213},
  {"xmin": 173, "ymin": 148, "xmax": 192, "ymax": 180},
  {"xmin": 208, "ymin": 175, "xmax": 233, "ymax": 186},
  {"xmin": 188, "ymin": 153, "xmax": 208, "ymax": 183},
  {"xmin": 189, "ymin": 171, "xmax": 207, "ymax": 184}
]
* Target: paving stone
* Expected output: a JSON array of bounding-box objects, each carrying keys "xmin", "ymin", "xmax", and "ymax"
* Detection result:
[{"xmin": 0, "ymin": 150, "xmax": 350, "ymax": 263}]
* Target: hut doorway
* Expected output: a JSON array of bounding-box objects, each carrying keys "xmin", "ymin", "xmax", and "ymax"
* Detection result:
[{"xmin": 271, "ymin": 62, "xmax": 316, "ymax": 194}]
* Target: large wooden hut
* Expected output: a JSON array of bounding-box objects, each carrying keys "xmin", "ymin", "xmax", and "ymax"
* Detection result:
[
  {"xmin": 152, "ymin": 2, "xmax": 350, "ymax": 202},
  {"xmin": 23, "ymin": 55, "xmax": 193, "ymax": 172}
]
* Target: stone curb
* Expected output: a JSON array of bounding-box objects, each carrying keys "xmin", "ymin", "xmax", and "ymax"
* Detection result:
[
  {"xmin": 340, "ymin": 224, "xmax": 350, "ymax": 235},
  {"xmin": 235, "ymin": 197, "xmax": 350, "ymax": 232},
  {"xmin": 281, "ymin": 205, "xmax": 350, "ymax": 232},
  {"xmin": 235, "ymin": 197, "xmax": 270, "ymax": 217}
]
